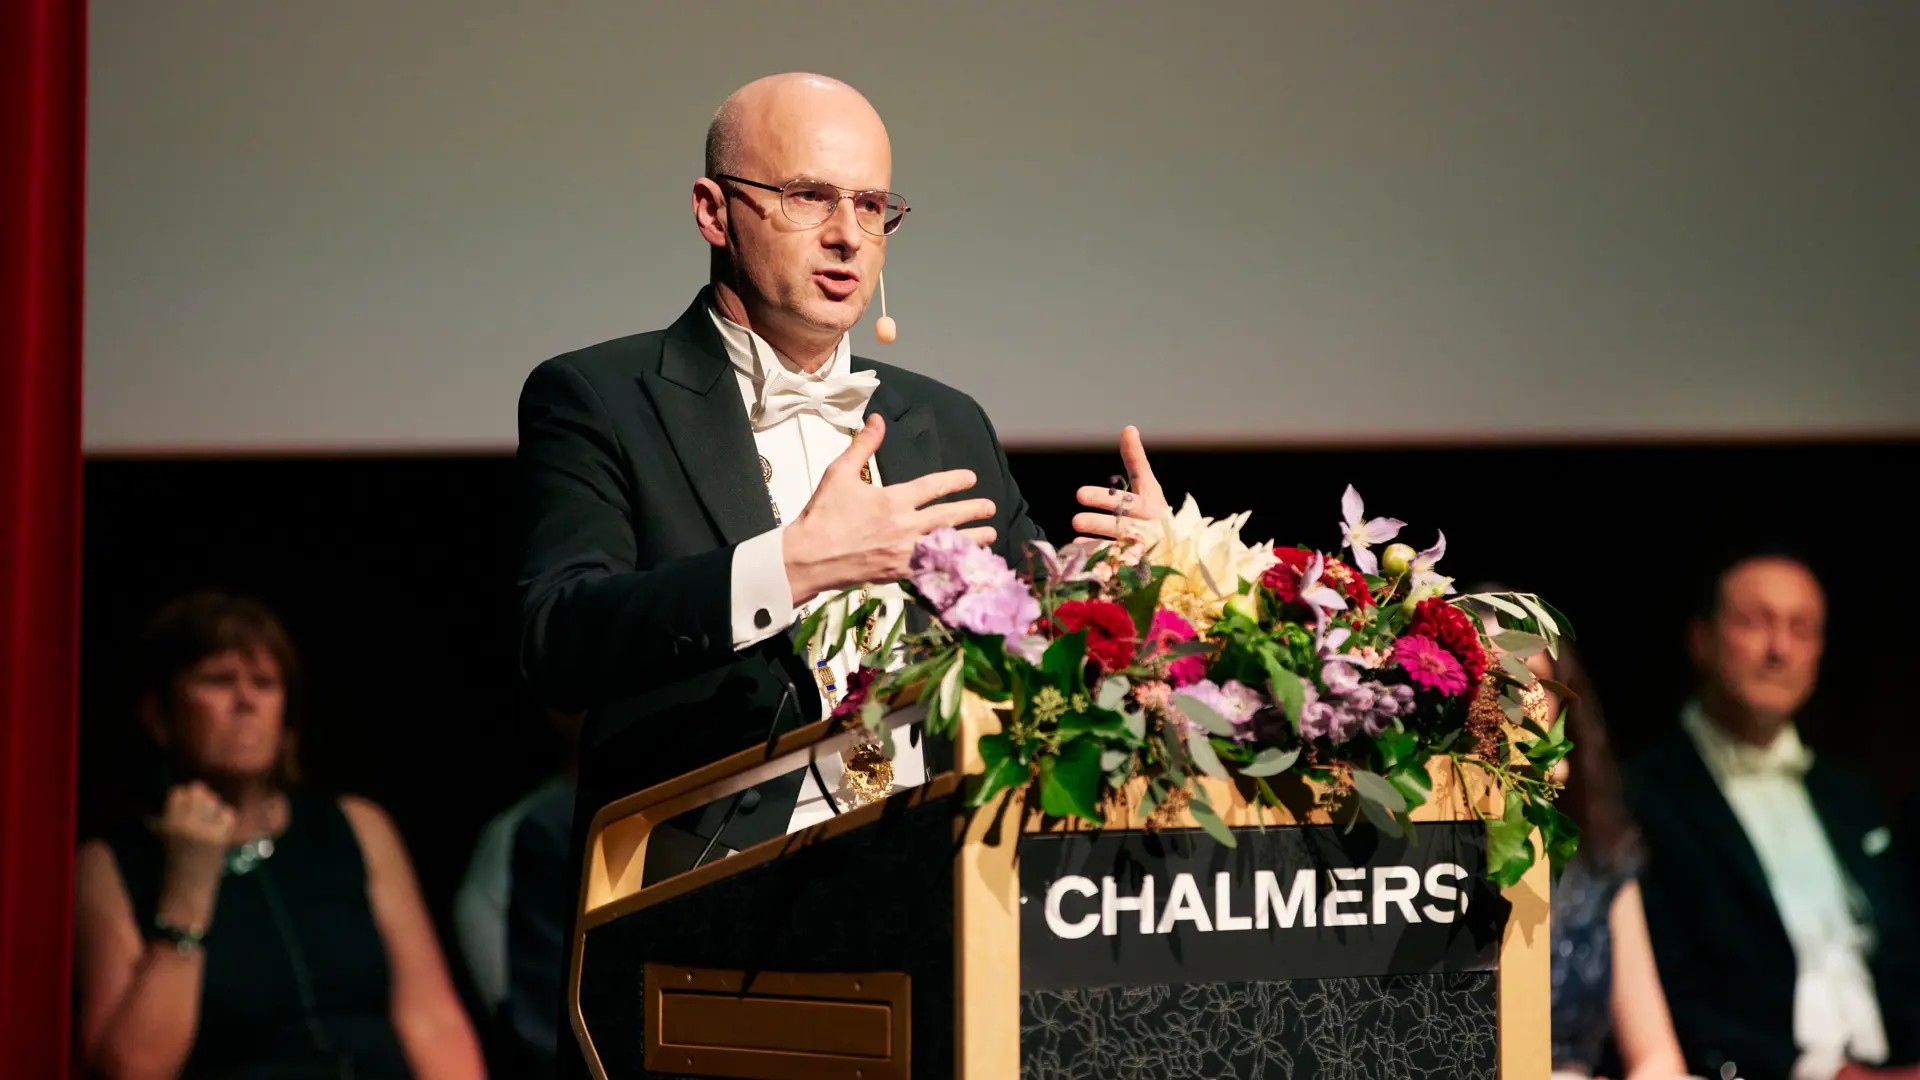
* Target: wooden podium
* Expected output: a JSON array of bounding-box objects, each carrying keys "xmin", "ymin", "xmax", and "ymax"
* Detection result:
[{"xmin": 568, "ymin": 695, "xmax": 1551, "ymax": 1080}]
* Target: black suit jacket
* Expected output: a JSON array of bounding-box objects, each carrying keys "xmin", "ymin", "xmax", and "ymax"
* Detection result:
[
  {"xmin": 1623, "ymin": 723, "xmax": 1920, "ymax": 1080},
  {"xmin": 514, "ymin": 291, "xmax": 1043, "ymax": 853}
]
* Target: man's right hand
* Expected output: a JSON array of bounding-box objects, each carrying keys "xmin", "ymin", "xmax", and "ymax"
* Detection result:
[{"xmin": 782, "ymin": 414, "xmax": 998, "ymax": 603}]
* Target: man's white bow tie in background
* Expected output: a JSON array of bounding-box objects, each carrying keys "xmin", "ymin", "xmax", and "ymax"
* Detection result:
[{"xmin": 751, "ymin": 364, "xmax": 880, "ymax": 432}]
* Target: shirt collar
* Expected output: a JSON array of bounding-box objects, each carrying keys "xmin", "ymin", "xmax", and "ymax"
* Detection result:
[
  {"xmin": 706, "ymin": 300, "xmax": 851, "ymax": 387},
  {"xmin": 1682, "ymin": 698, "xmax": 1814, "ymax": 782}
]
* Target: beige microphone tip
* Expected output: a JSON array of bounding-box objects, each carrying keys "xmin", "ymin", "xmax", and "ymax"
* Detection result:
[{"xmin": 875, "ymin": 315, "xmax": 897, "ymax": 344}]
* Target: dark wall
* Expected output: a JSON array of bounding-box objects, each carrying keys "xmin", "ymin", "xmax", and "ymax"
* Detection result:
[{"xmin": 79, "ymin": 441, "xmax": 1920, "ymax": 929}]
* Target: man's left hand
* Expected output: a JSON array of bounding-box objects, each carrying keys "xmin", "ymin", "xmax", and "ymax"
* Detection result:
[{"xmin": 1071, "ymin": 425, "xmax": 1169, "ymax": 546}]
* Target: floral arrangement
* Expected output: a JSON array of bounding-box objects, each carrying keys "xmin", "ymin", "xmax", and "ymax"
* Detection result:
[{"xmin": 800, "ymin": 486, "xmax": 1577, "ymax": 886}]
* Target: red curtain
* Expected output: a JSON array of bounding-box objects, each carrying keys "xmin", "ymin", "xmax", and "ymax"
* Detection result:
[{"xmin": 1, "ymin": 0, "xmax": 86, "ymax": 1075}]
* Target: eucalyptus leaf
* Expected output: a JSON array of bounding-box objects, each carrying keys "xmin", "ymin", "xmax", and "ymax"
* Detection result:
[
  {"xmin": 1139, "ymin": 779, "xmax": 1167, "ymax": 818},
  {"xmin": 1239, "ymin": 747, "xmax": 1300, "ymax": 778},
  {"xmin": 1492, "ymin": 631, "xmax": 1549, "ymax": 658},
  {"xmin": 1186, "ymin": 731, "xmax": 1230, "ymax": 779},
  {"xmin": 1123, "ymin": 706, "xmax": 1147, "ymax": 741},
  {"xmin": 1467, "ymin": 592, "xmax": 1530, "ymax": 621},
  {"xmin": 1264, "ymin": 662, "xmax": 1307, "ymax": 731},
  {"xmin": 1514, "ymin": 594, "xmax": 1561, "ymax": 638},
  {"xmin": 1350, "ymin": 769, "xmax": 1408, "ymax": 813},
  {"xmin": 1356, "ymin": 792, "xmax": 1404, "ymax": 838},
  {"xmin": 1499, "ymin": 652, "xmax": 1537, "ymax": 684},
  {"xmin": 1098, "ymin": 676, "xmax": 1130, "ymax": 712},
  {"xmin": 1189, "ymin": 792, "xmax": 1237, "ymax": 848},
  {"xmin": 1100, "ymin": 748, "xmax": 1132, "ymax": 773},
  {"xmin": 1171, "ymin": 693, "xmax": 1236, "ymax": 738}
]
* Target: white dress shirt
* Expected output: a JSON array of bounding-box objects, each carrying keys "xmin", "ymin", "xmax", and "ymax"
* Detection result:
[
  {"xmin": 1681, "ymin": 702, "xmax": 1888, "ymax": 1080},
  {"xmin": 710, "ymin": 306, "xmax": 923, "ymax": 834}
]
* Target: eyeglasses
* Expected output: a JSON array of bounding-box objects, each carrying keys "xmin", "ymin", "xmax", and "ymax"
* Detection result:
[{"xmin": 715, "ymin": 173, "xmax": 910, "ymax": 237}]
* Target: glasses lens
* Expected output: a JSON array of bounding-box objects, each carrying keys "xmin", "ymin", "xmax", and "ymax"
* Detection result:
[
  {"xmin": 780, "ymin": 181, "xmax": 839, "ymax": 227},
  {"xmin": 878, "ymin": 195, "xmax": 908, "ymax": 236}
]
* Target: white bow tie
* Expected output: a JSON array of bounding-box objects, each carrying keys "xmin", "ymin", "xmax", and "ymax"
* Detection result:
[
  {"xmin": 751, "ymin": 364, "xmax": 880, "ymax": 432},
  {"xmin": 1720, "ymin": 732, "xmax": 1813, "ymax": 778}
]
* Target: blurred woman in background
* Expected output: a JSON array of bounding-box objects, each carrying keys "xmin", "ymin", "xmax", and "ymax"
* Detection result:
[
  {"xmin": 1470, "ymin": 594, "xmax": 1693, "ymax": 1080},
  {"xmin": 73, "ymin": 591, "xmax": 484, "ymax": 1079}
]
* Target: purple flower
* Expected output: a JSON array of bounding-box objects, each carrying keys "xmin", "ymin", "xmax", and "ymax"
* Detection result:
[
  {"xmin": 1297, "ymin": 553, "xmax": 1349, "ymax": 631},
  {"xmin": 1175, "ymin": 678, "xmax": 1263, "ymax": 741},
  {"xmin": 1392, "ymin": 636, "xmax": 1469, "ymax": 697},
  {"xmin": 1300, "ymin": 664, "xmax": 1420, "ymax": 744},
  {"xmin": 1030, "ymin": 538, "xmax": 1104, "ymax": 585},
  {"xmin": 910, "ymin": 528, "xmax": 1042, "ymax": 641},
  {"xmin": 1338, "ymin": 485, "xmax": 1405, "ymax": 576}
]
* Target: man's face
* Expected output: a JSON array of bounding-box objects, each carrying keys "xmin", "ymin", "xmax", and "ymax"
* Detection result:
[
  {"xmin": 1691, "ymin": 557, "xmax": 1826, "ymax": 721},
  {"xmin": 718, "ymin": 93, "xmax": 891, "ymax": 347}
]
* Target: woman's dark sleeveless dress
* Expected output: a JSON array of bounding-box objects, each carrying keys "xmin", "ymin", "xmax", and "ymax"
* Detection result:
[{"xmin": 106, "ymin": 794, "xmax": 412, "ymax": 1079}]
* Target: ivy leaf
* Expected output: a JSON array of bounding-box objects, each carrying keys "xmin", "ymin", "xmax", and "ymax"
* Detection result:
[
  {"xmin": 1171, "ymin": 693, "xmax": 1235, "ymax": 738},
  {"xmin": 1375, "ymin": 727, "xmax": 1417, "ymax": 770},
  {"xmin": 1530, "ymin": 797, "xmax": 1581, "ymax": 880},
  {"xmin": 1189, "ymin": 791, "xmax": 1237, "ymax": 848},
  {"xmin": 966, "ymin": 733, "xmax": 1029, "ymax": 807},
  {"xmin": 1350, "ymin": 769, "xmax": 1408, "ymax": 813},
  {"xmin": 1239, "ymin": 747, "xmax": 1300, "ymax": 778},
  {"xmin": 1485, "ymin": 790, "xmax": 1537, "ymax": 888},
  {"xmin": 1492, "ymin": 631, "xmax": 1549, "ymax": 659},
  {"xmin": 1042, "ymin": 631, "xmax": 1088, "ymax": 692},
  {"xmin": 1038, "ymin": 738, "xmax": 1105, "ymax": 823},
  {"xmin": 1386, "ymin": 761, "xmax": 1433, "ymax": 810},
  {"xmin": 1097, "ymin": 676, "xmax": 1130, "ymax": 712},
  {"xmin": 1120, "ymin": 566, "xmax": 1173, "ymax": 639},
  {"xmin": 1059, "ymin": 708, "xmax": 1130, "ymax": 740},
  {"xmin": 1186, "ymin": 731, "xmax": 1230, "ymax": 779}
]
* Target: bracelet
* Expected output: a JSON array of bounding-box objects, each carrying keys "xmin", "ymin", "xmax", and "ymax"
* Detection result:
[{"xmin": 150, "ymin": 917, "xmax": 206, "ymax": 956}]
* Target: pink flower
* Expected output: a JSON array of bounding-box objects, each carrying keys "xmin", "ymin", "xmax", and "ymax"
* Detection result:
[
  {"xmin": 1392, "ymin": 635, "xmax": 1469, "ymax": 697},
  {"xmin": 1146, "ymin": 609, "xmax": 1207, "ymax": 687}
]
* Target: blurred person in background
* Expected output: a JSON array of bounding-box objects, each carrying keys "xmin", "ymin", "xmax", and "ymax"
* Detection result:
[
  {"xmin": 454, "ymin": 706, "xmax": 579, "ymax": 1075},
  {"xmin": 1469, "ymin": 590, "xmax": 1690, "ymax": 1080},
  {"xmin": 1625, "ymin": 550, "xmax": 1920, "ymax": 1080},
  {"xmin": 72, "ymin": 590, "xmax": 485, "ymax": 1079}
]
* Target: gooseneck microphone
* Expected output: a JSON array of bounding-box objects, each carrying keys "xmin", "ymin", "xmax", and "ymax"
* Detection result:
[{"xmin": 875, "ymin": 270, "xmax": 897, "ymax": 344}]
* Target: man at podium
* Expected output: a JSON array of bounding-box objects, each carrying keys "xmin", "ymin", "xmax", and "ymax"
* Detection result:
[{"xmin": 514, "ymin": 71, "xmax": 1161, "ymax": 890}]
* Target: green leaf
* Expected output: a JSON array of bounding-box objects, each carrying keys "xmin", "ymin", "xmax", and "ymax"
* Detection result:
[
  {"xmin": 1158, "ymin": 639, "xmax": 1215, "ymax": 661},
  {"xmin": 1189, "ymin": 791, "xmax": 1237, "ymax": 848},
  {"xmin": 1239, "ymin": 747, "xmax": 1300, "ymax": 777},
  {"xmin": 1059, "ymin": 708, "xmax": 1130, "ymax": 740},
  {"xmin": 1263, "ymin": 661, "xmax": 1306, "ymax": 732},
  {"xmin": 1100, "ymin": 748, "xmax": 1132, "ymax": 773},
  {"xmin": 1038, "ymin": 738, "xmax": 1105, "ymax": 823},
  {"xmin": 1097, "ymin": 676, "xmax": 1130, "ymax": 712},
  {"xmin": 1139, "ymin": 778, "xmax": 1168, "ymax": 818},
  {"xmin": 1120, "ymin": 566, "xmax": 1173, "ymax": 639},
  {"xmin": 1041, "ymin": 631, "xmax": 1088, "ymax": 691},
  {"xmin": 962, "ymin": 637, "xmax": 1009, "ymax": 698},
  {"xmin": 1356, "ymin": 791, "xmax": 1404, "ymax": 838},
  {"xmin": 1499, "ymin": 651, "xmax": 1536, "ymax": 684},
  {"xmin": 1537, "ymin": 598, "xmax": 1576, "ymax": 641},
  {"xmin": 1171, "ymin": 693, "xmax": 1235, "ymax": 737},
  {"xmin": 1122, "ymin": 706, "xmax": 1147, "ymax": 741},
  {"xmin": 1514, "ymin": 594, "xmax": 1561, "ymax": 639},
  {"xmin": 1466, "ymin": 592, "xmax": 1530, "ymax": 621},
  {"xmin": 1387, "ymin": 762, "xmax": 1433, "ymax": 810},
  {"xmin": 1530, "ymin": 798, "xmax": 1581, "ymax": 879},
  {"xmin": 966, "ymin": 733, "xmax": 1029, "ymax": 807},
  {"xmin": 791, "ymin": 605, "xmax": 830, "ymax": 658},
  {"xmin": 1350, "ymin": 769, "xmax": 1408, "ymax": 813},
  {"xmin": 1492, "ymin": 630, "xmax": 1549, "ymax": 658},
  {"xmin": 1186, "ymin": 731, "xmax": 1229, "ymax": 779},
  {"xmin": 1375, "ymin": 727, "xmax": 1417, "ymax": 770},
  {"xmin": 1485, "ymin": 790, "xmax": 1537, "ymax": 888},
  {"xmin": 936, "ymin": 652, "xmax": 965, "ymax": 729}
]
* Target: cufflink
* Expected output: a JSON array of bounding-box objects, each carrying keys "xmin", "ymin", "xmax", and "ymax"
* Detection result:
[
  {"xmin": 754, "ymin": 608, "xmax": 772, "ymax": 630},
  {"xmin": 1864, "ymin": 826, "xmax": 1891, "ymax": 857}
]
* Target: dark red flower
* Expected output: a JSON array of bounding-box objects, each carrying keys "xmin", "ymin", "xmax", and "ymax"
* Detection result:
[
  {"xmin": 1258, "ymin": 547, "xmax": 1316, "ymax": 604},
  {"xmin": 1407, "ymin": 598, "xmax": 1487, "ymax": 688},
  {"xmin": 830, "ymin": 667, "xmax": 880, "ymax": 720},
  {"xmin": 1053, "ymin": 600, "xmax": 1139, "ymax": 671}
]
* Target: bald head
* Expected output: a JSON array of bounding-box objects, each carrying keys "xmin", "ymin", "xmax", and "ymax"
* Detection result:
[{"xmin": 705, "ymin": 73, "xmax": 888, "ymax": 180}]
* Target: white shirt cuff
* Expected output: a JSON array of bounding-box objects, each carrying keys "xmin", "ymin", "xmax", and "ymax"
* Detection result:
[
  {"xmin": 1791, "ymin": 1048, "xmax": 1847, "ymax": 1080},
  {"xmin": 731, "ymin": 527, "xmax": 796, "ymax": 650}
]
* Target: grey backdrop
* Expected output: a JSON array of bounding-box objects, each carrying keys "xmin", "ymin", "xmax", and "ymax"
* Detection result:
[{"xmin": 85, "ymin": 1, "xmax": 1919, "ymax": 452}]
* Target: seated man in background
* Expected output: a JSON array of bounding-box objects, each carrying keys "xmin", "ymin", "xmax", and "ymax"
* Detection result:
[{"xmin": 1625, "ymin": 551, "xmax": 1920, "ymax": 1080}]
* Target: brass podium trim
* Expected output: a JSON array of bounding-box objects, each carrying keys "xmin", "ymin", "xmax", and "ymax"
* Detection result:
[{"xmin": 643, "ymin": 964, "xmax": 910, "ymax": 1080}]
